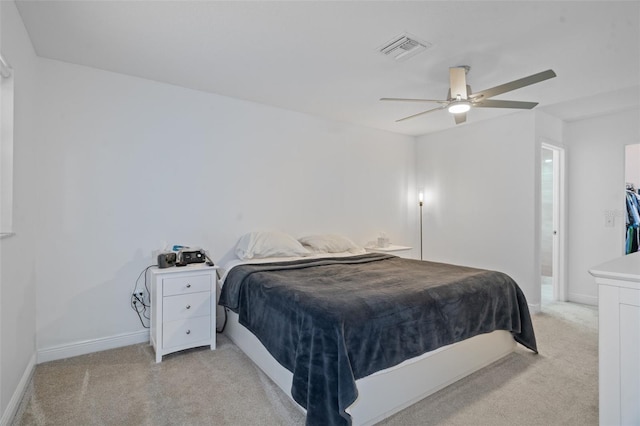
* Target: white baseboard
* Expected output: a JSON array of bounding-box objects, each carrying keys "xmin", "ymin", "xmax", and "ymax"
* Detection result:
[
  {"xmin": 37, "ymin": 330, "xmax": 150, "ymax": 364},
  {"xmin": 0, "ymin": 353, "xmax": 36, "ymax": 426},
  {"xmin": 567, "ymin": 292, "xmax": 598, "ymax": 306},
  {"xmin": 528, "ymin": 303, "xmax": 541, "ymax": 314}
]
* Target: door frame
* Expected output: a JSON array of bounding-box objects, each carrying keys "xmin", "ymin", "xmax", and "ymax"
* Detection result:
[
  {"xmin": 541, "ymin": 142, "xmax": 567, "ymax": 302},
  {"xmin": 624, "ymin": 143, "xmax": 640, "ymax": 255}
]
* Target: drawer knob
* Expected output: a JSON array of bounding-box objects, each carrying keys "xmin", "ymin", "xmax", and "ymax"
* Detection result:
[
  {"xmin": 186, "ymin": 284, "xmax": 191, "ymax": 288},
  {"xmin": 186, "ymin": 330, "xmax": 191, "ymax": 335},
  {"xmin": 186, "ymin": 305, "xmax": 191, "ymax": 310}
]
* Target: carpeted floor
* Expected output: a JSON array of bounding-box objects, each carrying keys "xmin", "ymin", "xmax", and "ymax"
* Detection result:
[
  {"xmin": 13, "ymin": 300, "xmax": 598, "ymax": 426},
  {"xmin": 378, "ymin": 302, "xmax": 598, "ymax": 425}
]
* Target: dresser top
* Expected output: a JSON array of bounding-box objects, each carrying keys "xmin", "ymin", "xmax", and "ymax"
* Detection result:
[
  {"xmin": 150, "ymin": 263, "xmax": 219, "ymax": 275},
  {"xmin": 589, "ymin": 251, "xmax": 640, "ymax": 283}
]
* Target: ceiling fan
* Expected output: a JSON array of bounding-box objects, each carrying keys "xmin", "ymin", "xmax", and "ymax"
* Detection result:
[{"xmin": 381, "ymin": 66, "xmax": 556, "ymax": 124}]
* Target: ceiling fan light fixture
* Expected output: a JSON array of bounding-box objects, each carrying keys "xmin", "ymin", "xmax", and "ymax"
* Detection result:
[{"xmin": 448, "ymin": 101, "xmax": 471, "ymax": 114}]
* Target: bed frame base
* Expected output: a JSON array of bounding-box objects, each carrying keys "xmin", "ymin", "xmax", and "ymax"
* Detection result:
[{"xmin": 225, "ymin": 311, "xmax": 515, "ymax": 425}]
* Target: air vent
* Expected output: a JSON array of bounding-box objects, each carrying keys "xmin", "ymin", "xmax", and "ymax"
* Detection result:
[{"xmin": 378, "ymin": 33, "xmax": 431, "ymax": 62}]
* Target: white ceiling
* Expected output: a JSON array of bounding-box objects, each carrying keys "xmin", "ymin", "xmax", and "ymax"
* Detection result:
[{"xmin": 14, "ymin": 0, "xmax": 640, "ymax": 136}]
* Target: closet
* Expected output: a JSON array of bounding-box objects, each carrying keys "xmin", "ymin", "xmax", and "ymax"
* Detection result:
[
  {"xmin": 626, "ymin": 143, "xmax": 640, "ymax": 254},
  {"xmin": 627, "ymin": 183, "xmax": 639, "ymax": 254}
]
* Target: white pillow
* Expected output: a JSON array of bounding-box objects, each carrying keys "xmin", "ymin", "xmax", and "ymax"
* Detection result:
[
  {"xmin": 298, "ymin": 234, "xmax": 365, "ymax": 254},
  {"xmin": 235, "ymin": 231, "xmax": 311, "ymax": 260}
]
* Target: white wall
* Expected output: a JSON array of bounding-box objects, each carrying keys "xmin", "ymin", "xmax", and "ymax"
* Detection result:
[
  {"xmin": 415, "ymin": 107, "xmax": 640, "ymax": 308},
  {"xmin": 0, "ymin": 0, "xmax": 39, "ymax": 422},
  {"xmin": 626, "ymin": 143, "xmax": 640, "ymax": 189},
  {"xmin": 564, "ymin": 109, "xmax": 640, "ymax": 304},
  {"xmin": 32, "ymin": 58, "xmax": 417, "ymax": 355},
  {"xmin": 535, "ymin": 110, "xmax": 564, "ymax": 147},
  {"xmin": 416, "ymin": 111, "xmax": 540, "ymax": 307}
]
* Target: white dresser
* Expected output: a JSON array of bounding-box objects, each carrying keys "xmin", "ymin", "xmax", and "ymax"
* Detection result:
[
  {"xmin": 365, "ymin": 245, "xmax": 413, "ymax": 258},
  {"xmin": 590, "ymin": 251, "xmax": 640, "ymax": 426},
  {"xmin": 149, "ymin": 264, "xmax": 218, "ymax": 362}
]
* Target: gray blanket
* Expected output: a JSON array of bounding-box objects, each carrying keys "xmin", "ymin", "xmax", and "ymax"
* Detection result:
[{"xmin": 218, "ymin": 253, "xmax": 537, "ymax": 426}]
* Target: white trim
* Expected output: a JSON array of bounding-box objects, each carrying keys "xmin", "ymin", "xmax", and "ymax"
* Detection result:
[
  {"xmin": 0, "ymin": 53, "xmax": 11, "ymax": 79},
  {"xmin": 0, "ymin": 64, "xmax": 14, "ymax": 234},
  {"xmin": 37, "ymin": 330, "xmax": 150, "ymax": 364},
  {"xmin": 0, "ymin": 353, "xmax": 35, "ymax": 426},
  {"xmin": 541, "ymin": 141, "xmax": 567, "ymax": 302},
  {"xmin": 529, "ymin": 302, "xmax": 541, "ymax": 314},
  {"xmin": 556, "ymin": 145, "xmax": 568, "ymax": 301},
  {"xmin": 568, "ymin": 292, "xmax": 598, "ymax": 306}
]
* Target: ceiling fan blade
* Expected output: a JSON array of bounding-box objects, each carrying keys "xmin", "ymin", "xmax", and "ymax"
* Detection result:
[
  {"xmin": 474, "ymin": 99, "xmax": 539, "ymax": 109},
  {"xmin": 453, "ymin": 112, "xmax": 467, "ymax": 125},
  {"xmin": 396, "ymin": 105, "xmax": 448, "ymax": 122},
  {"xmin": 449, "ymin": 67, "xmax": 468, "ymax": 100},
  {"xmin": 469, "ymin": 69, "xmax": 556, "ymax": 100},
  {"xmin": 381, "ymin": 97, "xmax": 449, "ymax": 104}
]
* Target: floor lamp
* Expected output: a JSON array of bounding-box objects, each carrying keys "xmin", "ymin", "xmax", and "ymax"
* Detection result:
[{"xmin": 418, "ymin": 192, "xmax": 423, "ymax": 260}]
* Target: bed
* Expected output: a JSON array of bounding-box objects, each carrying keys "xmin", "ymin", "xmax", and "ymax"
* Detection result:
[{"xmin": 218, "ymin": 232, "xmax": 537, "ymax": 426}]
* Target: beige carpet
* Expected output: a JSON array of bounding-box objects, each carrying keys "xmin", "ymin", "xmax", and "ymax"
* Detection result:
[
  {"xmin": 13, "ymin": 301, "xmax": 597, "ymax": 426},
  {"xmin": 379, "ymin": 304, "xmax": 598, "ymax": 425}
]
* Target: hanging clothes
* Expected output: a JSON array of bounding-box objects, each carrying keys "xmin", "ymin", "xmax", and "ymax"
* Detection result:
[{"xmin": 626, "ymin": 189, "xmax": 640, "ymax": 254}]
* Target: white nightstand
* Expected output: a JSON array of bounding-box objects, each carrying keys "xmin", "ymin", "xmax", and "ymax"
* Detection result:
[
  {"xmin": 366, "ymin": 245, "xmax": 412, "ymax": 253},
  {"xmin": 149, "ymin": 264, "xmax": 218, "ymax": 362}
]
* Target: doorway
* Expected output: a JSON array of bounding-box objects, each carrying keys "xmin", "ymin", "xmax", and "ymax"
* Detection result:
[
  {"xmin": 541, "ymin": 143, "xmax": 565, "ymax": 304},
  {"xmin": 625, "ymin": 143, "xmax": 640, "ymax": 255}
]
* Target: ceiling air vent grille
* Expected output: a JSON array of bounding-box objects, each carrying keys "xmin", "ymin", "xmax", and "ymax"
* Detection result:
[{"xmin": 378, "ymin": 33, "xmax": 431, "ymax": 62}]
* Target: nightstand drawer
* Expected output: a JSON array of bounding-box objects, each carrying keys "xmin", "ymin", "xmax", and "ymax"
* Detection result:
[
  {"xmin": 163, "ymin": 291, "xmax": 210, "ymax": 322},
  {"xmin": 163, "ymin": 274, "xmax": 211, "ymax": 296},
  {"xmin": 162, "ymin": 316, "xmax": 210, "ymax": 349}
]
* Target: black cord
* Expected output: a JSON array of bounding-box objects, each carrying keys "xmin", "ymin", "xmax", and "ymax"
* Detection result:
[
  {"xmin": 216, "ymin": 306, "xmax": 228, "ymax": 334},
  {"xmin": 131, "ymin": 294, "xmax": 149, "ymax": 328},
  {"xmin": 131, "ymin": 264, "xmax": 157, "ymax": 328},
  {"xmin": 214, "ymin": 266, "xmax": 227, "ymax": 333}
]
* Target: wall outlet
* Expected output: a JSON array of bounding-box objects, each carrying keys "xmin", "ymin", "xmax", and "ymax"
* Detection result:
[{"xmin": 604, "ymin": 210, "xmax": 615, "ymax": 228}]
